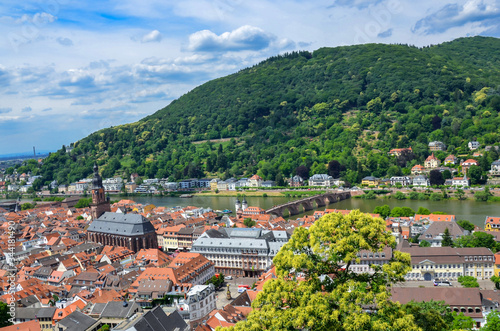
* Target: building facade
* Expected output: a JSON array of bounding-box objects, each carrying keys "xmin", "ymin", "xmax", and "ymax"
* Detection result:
[
  {"xmin": 191, "ymin": 228, "xmax": 290, "ymax": 277},
  {"xmin": 87, "ymin": 212, "xmax": 158, "ymax": 253},
  {"xmin": 401, "ymin": 246, "xmax": 494, "ymax": 281}
]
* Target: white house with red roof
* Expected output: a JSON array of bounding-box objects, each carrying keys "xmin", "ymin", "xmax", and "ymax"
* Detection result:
[
  {"xmin": 461, "ymin": 159, "xmax": 479, "ymax": 174},
  {"xmin": 411, "ymin": 164, "xmax": 424, "ymax": 175},
  {"xmin": 247, "ymin": 175, "xmax": 263, "ymax": 188},
  {"xmin": 424, "ymin": 153, "xmax": 440, "ymax": 169}
]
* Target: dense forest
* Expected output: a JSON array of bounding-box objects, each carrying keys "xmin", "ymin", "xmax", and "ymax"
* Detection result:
[{"xmin": 25, "ymin": 37, "xmax": 500, "ymax": 186}]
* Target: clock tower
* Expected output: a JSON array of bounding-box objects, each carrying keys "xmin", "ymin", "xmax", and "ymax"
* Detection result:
[{"xmin": 90, "ymin": 163, "xmax": 110, "ymax": 220}]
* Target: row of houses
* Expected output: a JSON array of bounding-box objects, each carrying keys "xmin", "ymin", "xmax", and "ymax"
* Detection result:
[{"xmin": 362, "ymin": 174, "xmax": 469, "ymax": 187}]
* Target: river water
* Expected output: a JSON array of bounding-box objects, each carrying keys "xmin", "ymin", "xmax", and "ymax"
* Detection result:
[{"xmin": 131, "ymin": 195, "xmax": 499, "ymax": 228}]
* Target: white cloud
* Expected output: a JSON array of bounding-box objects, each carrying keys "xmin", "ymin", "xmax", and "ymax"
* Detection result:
[
  {"xmin": 140, "ymin": 29, "xmax": 163, "ymax": 43},
  {"xmin": 187, "ymin": 25, "xmax": 278, "ymax": 52},
  {"xmin": 413, "ymin": 0, "xmax": 500, "ymax": 35},
  {"xmin": 16, "ymin": 12, "xmax": 57, "ymax": 25}
]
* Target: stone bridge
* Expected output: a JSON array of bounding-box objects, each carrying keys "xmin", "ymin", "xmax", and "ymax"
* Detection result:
[{"xmin": 265, "ymin": 190, "xmax": 351, "ymax": 217}]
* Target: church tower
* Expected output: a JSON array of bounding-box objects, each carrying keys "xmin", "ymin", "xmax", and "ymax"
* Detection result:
[{"xmin": 90, "ymin": 163, "xmax": 111, "ymax": 220}]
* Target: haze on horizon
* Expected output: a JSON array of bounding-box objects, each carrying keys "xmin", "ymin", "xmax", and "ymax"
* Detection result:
[{"xmin": 1, "ymin": 0, "xmax": 499, "ymax": 155}]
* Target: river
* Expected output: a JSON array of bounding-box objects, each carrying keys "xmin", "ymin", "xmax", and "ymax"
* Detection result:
[{"xmin": 131, "ymin": 195, "xmax": 498, "ymax": 228}]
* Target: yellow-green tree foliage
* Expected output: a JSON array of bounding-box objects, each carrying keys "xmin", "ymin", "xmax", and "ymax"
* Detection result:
[{"xmin": 219, "ymin": 210, "xmax": 420, "ymax": 331}]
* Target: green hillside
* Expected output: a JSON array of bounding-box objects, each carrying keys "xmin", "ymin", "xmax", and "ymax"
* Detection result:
[{"xmin": 35, "ymin": 36, "xmax": 500, "ymax": 186}]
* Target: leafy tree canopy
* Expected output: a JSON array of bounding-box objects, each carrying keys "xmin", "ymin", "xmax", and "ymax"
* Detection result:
[{"xmin": 222, "ymin": 210, "xmax": 419, "ymax": 331}]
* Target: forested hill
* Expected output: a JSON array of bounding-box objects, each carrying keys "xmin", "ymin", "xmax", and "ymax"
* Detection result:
[{"xmin": 37, "ymin": 36, "xmax": 500, "ymax": 186}]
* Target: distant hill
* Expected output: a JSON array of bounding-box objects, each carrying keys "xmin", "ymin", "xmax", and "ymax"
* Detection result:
[{"xmin": 36, "ymin": 36, "xmax": 500, "ymax": 186}]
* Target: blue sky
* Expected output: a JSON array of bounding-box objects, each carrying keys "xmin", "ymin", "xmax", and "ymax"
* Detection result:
[{"xmin": 1, "ymin": 0, "xmax": 499, "ymax": 155}]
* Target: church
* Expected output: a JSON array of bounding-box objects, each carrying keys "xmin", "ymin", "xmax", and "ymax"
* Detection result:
[{"xmin": 86, "ymin": 164, "xmax": 158, "ymax": 252}]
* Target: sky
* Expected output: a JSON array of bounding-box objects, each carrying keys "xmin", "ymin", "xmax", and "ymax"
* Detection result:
[{"xmin": 1, "ymin": 0, "xmax": 499, "ymax": 155}]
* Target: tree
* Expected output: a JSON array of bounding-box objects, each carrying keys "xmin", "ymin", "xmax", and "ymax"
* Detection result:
[
  {"xmin": 243, "ymin": 218, "xmax": 256, "ymax": 228},
  {"xmin": 454, "ymin": 232, "xmax": 497, "ymax": 250},
  {"xmin": 450, "ymin": 312, "xmax": 474, "ymax": 330},
  {"xmin": 403, "ymin": 300, "xmax": 463, "ymax": 331},
  {"xmin": 429, "ymin": 170, "xmax": 444, "ymax": 186},
  {"xmin": 373, "ymin": 205, "xmax": 391, "ymax": 218},
  {"xmin": 295, "ymin": 165, "xmax": 310, "ymax": 179},
  {"xmin": 475, "ymin": 187, "xmax": 492, "ymax": 202},
  {"xmin": 441, "ymin": 227, "xmax": 453, "ymax": 247},
  {"xmin": 442, "ymin": 170, "xmax": 452, "ymax": 180},
  {"xmin": 416, "ymin": 207, "xmax": 431, "ymax": 215},
  {"xmin": 455, "ymin": 189, "xmax": 466, "ymax": 200},
  {"xmin": 222, "ymin": 211, "xmax": 419, "ymax": 331},
  {"xmin": 481, "ymin": 311, "xmax": 500, "ymax": 331},
  {"xmin": 457, "ymin": 220, "xmax": 474, "ymax": 232},
  {"xmin": 491, "ymin": 276, "xmax": 500, "ymax": 290},
  {"xmin": 419, "ymin": 240, "xmax": 431, "ymax": 247},
  {"xmin": 390, "ymin": 207, "xmax": 415, "ymax": 217},
  {"xmin": 457, "ymin": 276, "xmax": 479, "ymax": 288},
  {"xmin": 206, "ymin": 274, "xmax": 225, "ymax": 289},
  {"xmin": 0, "ymin": 301, "xmax": 12, "ymax": 327},
  {"xmin": 75, "ymin": 198, "xmax": 92, "ymax": 209},
  {"xmin": 327, "ymin": 160, "xmax": 343, "ymax": 178},
  {"xmin": 394, "ymin": 191, "xmax": 406, "ymax": 200},
  {"xmin": 468, "ymin": 165, "xmax": 482, "ymax": 185}
]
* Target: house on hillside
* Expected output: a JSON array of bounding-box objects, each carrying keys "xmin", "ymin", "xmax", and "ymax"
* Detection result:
[
  {"xmin": 429, "ymin": 141, "xmax": 446, "ymax": 151},
  {"xmin": 390, "ymin": 176, "xmax": 412, "ymax": 186},
  {"xmin": 308, "ymin": 174, "xmax": 334, "ymax": 187},
  {"xmin": 412, "ymin": 175, "xmax": 429, "ymax": 187},
  {"xmin": 451, "ymin": 175, "xmax": 469, "ymax": 187},
  {"xmin": 248, "ymin": 175, "xmax": 263, "ymax": 188},
  {"xmin": 289, "ymin": 175, "xmax": 304, "ymax": 187},
  {"xmin": 444, "ymin": 154, "xmax": 457, "ymax": 165},
  {"xmin": 411, "ymin": 164, "xmax": 424, "ymax": 175},
  {"xmin": 468, "ymin": 141, "xmax": 480, "ymax": 150},
  {"xmin": 461, "ymin": 159, "xmax": 479, "ymax": 174},
  {"xmin": 490, "ymin": 160, "xmax": 500, "ymax": 177},
  {"xmin": 388, "ymin": 147, "xmax": 412, "ymax": 157},
  {"xmin": 361, "ymin": 176, "xmax": 380, "ymax": 186},
  {"xmin": 424, "ymin": 153, "xmax": 440, "ymax": 169}
]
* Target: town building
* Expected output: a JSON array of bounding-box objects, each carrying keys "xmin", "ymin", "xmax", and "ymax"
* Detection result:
[
  {"xmin": 412, "ymin": 175, "xmax": 429, "ymax": 187},
  {"xmin": 390, "ymin": 176, "xmax": 412, "ymax": 186},
  {"xmin": 176, "ymin": 284, "xmax": 217, "ymax": 323},
  {"xmin": 361, "ymin": 176, "xmax": 380, "ymax": 186},
  {"xmin": 451, "ymin": 174, "xmax": 470, "ymax": 187},
  {"xmin": 391, "ymin": 287, "xmax": 484, "ymax": 327},
  {"xmin": 444, "ymin": 154, "xmax": 458, "ymax": 165},
  {"xmin": 468, "ymin": 141, "xmax": 480, "ymax": 150},
  {"xmin": 461, "ymin": 159, "xmax": 479, "ymax": 174},
  {"xmin": 288, "ymin": 175, "xmax": 304, "ymax": 187},
  {"xmin": 308, "ymin": 174, "xmax": 335, "ymax": 187},
  {"xmin": 191, "ymin": 228, "xmax": 290, "ymax": 277},
  {"xmin": 349, "ymin": 247, "xmax": 393, "ymax": 274},
  {"xmin": 388, "ymin": 147, "xmax": 412, "ymax": 156},
  {"xmin": 420, "ymin": 221, "xmax": 467, "ymax": 247},
  {"xmin": 400, "ymin": 246, "xmax": 494, "ymax": 281},
  {"xmin": 87, "ymin": 212, "xmax": 158, "ymax": 253},
  {"xmin": 424, "ymin": 153, "xmax": 440, "ymax": 168},
  {"xmin": 90, "ymin": 164, "xmax": 111, "ymax": 220},
  {"xmin": 411, "ymin": 164, "xmax": 424, "ymax": 175},
  {"xmin": 248, "ymin": 175, "xmax": 263, "ymax": 188},
  {"xmin": 428, "ymin": 141, "xmax": 446, "ymax": 151},
  {"xmin": 484, "ymin": 216, "xmax": 500, "ymax": 232},
  {"xmin": 490, "ymin": 160, "xmax": 500, "ymax": 177}
]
